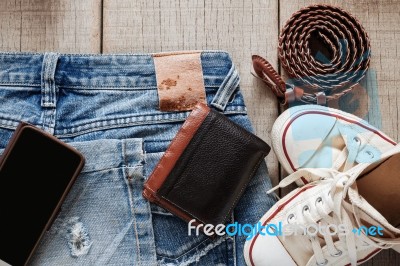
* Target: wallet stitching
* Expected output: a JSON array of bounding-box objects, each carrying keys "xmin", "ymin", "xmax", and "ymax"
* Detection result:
[
  {"xmin": 221, "ymin": 153, "xmax": 266, "ymax": 222},
  {"xmin": 144, "ymin": 186, "xmax": 156, "ymax": 194},
  {"xmin": 161, "ymin": 112, "xmax": 216, "ymax": 196}
]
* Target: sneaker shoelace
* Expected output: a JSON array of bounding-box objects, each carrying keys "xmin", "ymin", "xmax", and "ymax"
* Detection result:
[
  {"xmin": 332, "ymin": 129, "xmax": 362, "ymax": 172},
  {"xmin": 269, "ymin": 168, "xmax": 400, "ymax": 266},
  {"xmin": 317, "ymin": 123, "xmax": 377, "ymax": 172}
]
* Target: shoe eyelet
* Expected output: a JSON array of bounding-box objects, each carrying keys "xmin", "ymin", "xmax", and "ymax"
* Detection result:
[
  {"xmin": 287, "ymin": 213, "xmax": 296, "ymax": 223},
  {"xmin": 302, "ymin": 205, "xmax": 310, "ymax": 213},
  {"xmin": 331, "ymin": 249, "xmax": 342, "ymax": 257},
  {"xmin": 315, "ymin": 197, "xmax": 323, "ymax": 206},
  {"xmin": 353, "ymin": 137, "xmax": 361, "ymax": 144},
  {"xmin": 316, "ymin": 259, "xmax": 328, "ymax": 266},
  {"xmin": 365, "ymin": 150, "xmax": 374, "ymax": 158}
]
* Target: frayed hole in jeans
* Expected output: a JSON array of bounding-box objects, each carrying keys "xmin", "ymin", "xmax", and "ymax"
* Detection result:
[{"xmin": 67, "ymin": 220, "xmax": 93, "ymax": 257}]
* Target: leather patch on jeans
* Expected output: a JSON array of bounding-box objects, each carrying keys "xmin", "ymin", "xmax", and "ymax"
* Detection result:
[{"xmin": 153, "ymin": 52, "xmax": 206, "ymax": 111}]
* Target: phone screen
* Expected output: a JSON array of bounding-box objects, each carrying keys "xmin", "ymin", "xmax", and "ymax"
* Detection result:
[{"xmin": 0, "ymin": 125, "xmax": 84, "ymax": 266}]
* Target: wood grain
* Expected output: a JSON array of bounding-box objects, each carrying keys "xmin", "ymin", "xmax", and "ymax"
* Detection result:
[
  {"xmin": 0, "ymin": 0, "xmax": 398, "ymax": 264},
  {"xmin": 103, "ymin": 0, "xmax": 281, "ymax": 186},
  {"xmin": 279, "ymin": 1, "xmax": 400, "ymax": 264},
  {"xmin": 0, "ymin": 0, "xmax": 101, "ymax": 53},
  {"xmin": 0, "ymin": 1, "xmax": 21, "ymax": 50}
]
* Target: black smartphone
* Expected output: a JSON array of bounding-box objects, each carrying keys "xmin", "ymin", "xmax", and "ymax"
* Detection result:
[{"xmin": 0, "ymin": 123, "xmax": 85, "ymax": 266}]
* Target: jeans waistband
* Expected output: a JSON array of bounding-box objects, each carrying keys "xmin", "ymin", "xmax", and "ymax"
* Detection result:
[
  {"xmin": 0, "ymin": 50, "xmax": 233, "ymax": 87},
  {"xmin": 0, "ymin": 50, "xmax": 245, "ymax": 136}
]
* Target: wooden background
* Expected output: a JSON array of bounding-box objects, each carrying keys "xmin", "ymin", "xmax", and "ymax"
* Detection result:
[{"xmin": 0, "ymin": 0, "xmax": 399, "ymax": 264}]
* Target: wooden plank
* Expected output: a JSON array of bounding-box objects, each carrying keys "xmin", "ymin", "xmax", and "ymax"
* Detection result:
[
  {"xmin": 0, "ymin": 0, "xmax": 101, "ymax": 53},
  {"xmin": 279, "ymin": 1, "xmax": 400, "ymax": 265},
  {"xmin": 0, "ymin": 1, "xmax": 22, "ymax": 51},
  {"xmin": 103, "ymin": 0, "xmax": 281, "ymax": 186}
]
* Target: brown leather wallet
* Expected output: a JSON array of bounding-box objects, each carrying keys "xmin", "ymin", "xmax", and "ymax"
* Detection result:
[{"xmin": 143, "ymin": 103, "xmax": 270, "ymax": 230}]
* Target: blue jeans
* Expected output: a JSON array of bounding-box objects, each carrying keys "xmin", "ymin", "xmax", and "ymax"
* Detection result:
[{"xmin": 0, "ymin": 51, "xmax": 276, "ymax": 265}]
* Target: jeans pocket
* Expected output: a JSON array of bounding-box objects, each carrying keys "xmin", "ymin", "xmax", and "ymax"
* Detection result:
[
  {"xmin": 31, "ymin": 138, "xmax": 145, "ymax": 265},
  {"xmin": 144, "ymin": 151, "xmax": 216, "ymax": 260}
]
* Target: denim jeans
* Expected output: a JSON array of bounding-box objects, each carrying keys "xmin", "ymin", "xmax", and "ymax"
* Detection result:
[{"xmin": 0, "ymin": 51, "xmax": 276, "ymax": 265}]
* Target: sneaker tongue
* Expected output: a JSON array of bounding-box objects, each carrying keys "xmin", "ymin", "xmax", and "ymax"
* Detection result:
[{"xmin": 287, "ymin": 115, "xmax": 339, "ymax": 169}]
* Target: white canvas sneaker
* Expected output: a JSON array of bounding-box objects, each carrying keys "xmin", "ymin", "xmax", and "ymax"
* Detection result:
[
  {"xmin": 271, "ymin": 105, "xmax": 395, "ymax": 186},
  {"xmin": 244, "ymin": 145, "xmax": 400, "ymax": 266}
]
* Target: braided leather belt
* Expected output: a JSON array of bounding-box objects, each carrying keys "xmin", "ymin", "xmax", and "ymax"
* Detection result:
[{"xmin": 253, "ymin": 4, "xmax": 371, "ymax": 105}]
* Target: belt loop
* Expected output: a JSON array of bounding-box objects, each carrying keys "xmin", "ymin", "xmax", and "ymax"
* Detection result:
[
  {"xmin": 41, "ymin": 52, "xmax": 60, "ymax": 108},
  {"xmin": 211, "ymin": 64, "xmax": 240, "ymax": 111}
]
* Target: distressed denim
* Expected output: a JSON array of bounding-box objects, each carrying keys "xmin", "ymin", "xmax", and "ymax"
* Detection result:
[{"xmin": 0, "ymin": 51, "xmax": 276, "ymax": 265}]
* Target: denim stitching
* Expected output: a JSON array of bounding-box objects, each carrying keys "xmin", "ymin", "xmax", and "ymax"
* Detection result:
[
  {"xmin": 211, "ymin": 66, "xmax": 240, "ymax": 111},
  {"xmin": 231, "ymin": 212, "xmax": 237, "ymax": 266},
  {"xmin": 42, "ymin": 108, "xmax": 57, "ymax": 134},
  {"xmin": 56, "ymin": 85, "xmax": 221, "ymax": 90},
  {"xmin": 121, "ymin": 143, "xmax": 142, "ymax": 266},
  {"xmin": 213, "ymin": 72, "xmax": 240, "ymax": 107},
  {"xmin": 41, "ymin": 53, "xmax": 59, "ymax": 108},
  {"xmin": 0, "ymin": 110, "xmax": 247, "ymax": 137},
  {"xmin": 0, "ymin": 117, "xmax": 20, "ymax": 128},
  {"xmin": 0, "ymin": 112, "xmax": 247, "ymax": 137},
  {"xmin": 0, "ymin": 82, "xmax": 40, "ymax": 86}
]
